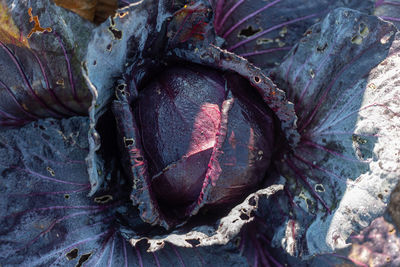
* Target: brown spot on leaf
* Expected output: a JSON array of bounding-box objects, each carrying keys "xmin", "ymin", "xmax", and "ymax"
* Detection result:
[{"xmin": 27, "ymin": 8, "xmax": 52, "ymax": 38}]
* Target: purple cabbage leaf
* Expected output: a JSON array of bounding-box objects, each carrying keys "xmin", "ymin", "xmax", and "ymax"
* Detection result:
[
  {"xmin": 83, "ymin": 1, "xmax": 299, "ymax": 264},
  {"xmin": 268, "ymin": 8, "xmax": 400, "ymax": 258},
  {"xmin": 2, "ymin": 0, "xmax": 400, "ymax": 266},
  {"xmin": 83, "ymin": 0, "xmax": 191, "ymax": 195},
  {"xmin": 0, "ymin": 0, "xmax": 93, "ymax": 127},
  {"xmin": 211, "ymin": 0, "xmax": 375, "ymax": 70},
  {"xmin": 0, "ymin": 117, "xmax": 248, "ymax": 266}
]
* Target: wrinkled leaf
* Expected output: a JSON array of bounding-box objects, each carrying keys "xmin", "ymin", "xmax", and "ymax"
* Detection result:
[
  {"xmin": 270, "ymin": 8, "xmax": 400, "ymax": 257},
  {"xmin": 84, "ymin": 0, "xmax": 216, "ymax": 195},
  {"xmin": 129, "ymin": 185, "xmax": 284, "ymax": 252},
  {"xmin": 0, "ymin": 117, "xmax": 247, "ymax": 266},
  {"xmin": 84, "ymin": 0, "xmax": 179, "ymax": 195},
  {"xmin": 211, "ymin": 0, "xmax": 375, "ymax": 70}
]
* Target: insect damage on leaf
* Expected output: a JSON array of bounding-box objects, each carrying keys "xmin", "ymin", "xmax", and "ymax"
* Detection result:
[{"xmin": 27, "ymin": 8, "xmax": 52, "ymax": 38}]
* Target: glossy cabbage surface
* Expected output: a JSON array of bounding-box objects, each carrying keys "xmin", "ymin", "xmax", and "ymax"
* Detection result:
[{"xmin": 135, "ymin": 65, "xmax": 275, "ymax": 209}]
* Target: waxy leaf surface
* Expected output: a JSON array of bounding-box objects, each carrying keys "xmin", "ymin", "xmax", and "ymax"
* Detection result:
[
  {"xmin": 270, "ymin": 8, "xmax": 400, "ymax": 257},
  {"xmin": 211, "ymin": 0, "xmax": 375, "ymax": 70}
]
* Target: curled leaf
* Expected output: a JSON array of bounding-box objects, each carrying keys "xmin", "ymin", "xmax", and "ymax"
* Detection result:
[{"xmin": 270, "ymin": 8, "xmax": 400, "ymax": 256}]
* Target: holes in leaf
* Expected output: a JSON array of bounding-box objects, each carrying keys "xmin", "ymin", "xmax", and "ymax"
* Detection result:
[
  {"xmin": 254, "ymin": 76, "xmax": 261, "ymax": 83},
  {"xmin": 108, "ymin": 26, "xmax": 122, "ymax": 40},
  {"xmin": 123, "ymin": 137, "xmax": 134, "ymax": 147},
  {"xmin": 117, "ymin": 84, "xmax": 126, "ymax": 90},
  {"xmin": 315, "ymin": 184, "xmax": 325, "ymax": 192},
  {"xmin": 117, "ymin": 12, "xmax": 128, "ymax": 18},
  {"xmin": 351, "ymin": 35, "xmax": 363, "ymax": 45},
  {"xmin": 317, "ymin": 43, "xmax": 327, "ymax": 52},
  {"xmin": 279, "ymin": 26, "xmax": 287, "ymax": 37},
  {"xmin": 256, "ymin": 38, "xmax": 273, "ymax": 45},
  {"xmin": 238, "ymin": 26, "xmax": 261, "ymax": 38},
  {"xmin": 240, "ymin": 213, "xmax": 250, "ymax": 220},
  {"xmin": 47, "ymin": 166, "xmax": 55, "ymax": 176},
  {"xmin": 56, "ymin": 79, "xmax": 65, "ymax": 87},
  {"xmin": 27, "ymin": 7, "xmax": 52, "ymax": 38},
  {"xmin": 64, "ymin": 194, "xmax": 70, "ymax": 199},
  {"xmin": 110, "ymin": 17, "xmax": 115, "ymax": 26},
  {"xmin": 378, "ymin": 193, "xmax": 383, "ymax": 200},
  {"xmin": 66, "ymin": 248, "xmax": 78, "ymax": 260},
  {"xmin": 94, "ymin": 194, "xmax": 113, "ymax": 204},
  {"xmin": 39, "ymin": 125, "xmax": 46, "ymax": 131},
  {"xmin": 133, "ymin": 177, "xmax": 140, "ymax": 189},
  {"xmin": 359, "ymin": 23, "xmax": 369, "ymax": 37},
  {"xmin": 185, "ymin": 238, "xmax": 200, "ymax": 247},
  {"xmin": 309, "ymin": 69, "xmax": 315, "ymax": 78},
  {"xmin": 352, "ymin": 134, "xmax": 367, "ymax": 145},
  {"xmin": 106, "ymin": 43, "xmax": 112, "ymax": 51},
  {"xmin": 76, "ymin": 252, "xmax": 92, "ymax": 267},
  {"xmin": 93, "ymin": 60, "xmax": 97, "ymax": 65},
  {"xmin": 248, "ymin": 196, "xmax": 257, "ymax": 206}
]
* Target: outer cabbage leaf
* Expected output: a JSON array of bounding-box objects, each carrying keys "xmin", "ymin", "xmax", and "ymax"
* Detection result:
[
  {"xmin": 84, "ymin": 0, "xmax": 216, "ymax": 195},
  {"xmin": 84, "ymin": 0, "xmax": 176, "ymax": 195},
  {"xmin": 0, "ymin": 0, "xmax": 93, "ymax": 127},
  {"xmin": 83, "ymin": 3, "xmax": 296, "ymax": 264},
  {"xmin": 0, "ymin": 117, "xmax": 247, "ymax": 266},
  {"xmin": 128, "ymin": 184, "xmax": 284, "ymax": 251},
  {"xmin": 211, "ymin": 0, "xmax": 375, "ymax": 70},
  {"xmin": 269, "ymin": 8, "xmax": 400, "ymax": 257}
]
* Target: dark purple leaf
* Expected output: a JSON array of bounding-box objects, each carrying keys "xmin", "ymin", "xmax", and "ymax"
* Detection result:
[
  {"xmin": 268, "ymin": 8, "xmax": 400, "ymax": 257},
  {"xmin": 135, "ymin": 64, "xmax": 274, "ymax": 208},
  {"xmin": 211, "ymin": 0, "xmax": 375, "ymax": 70}
]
